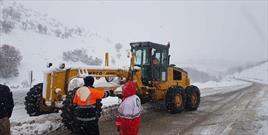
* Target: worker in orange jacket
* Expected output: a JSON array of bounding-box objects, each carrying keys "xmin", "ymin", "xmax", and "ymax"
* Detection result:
[{"xmin": 73, "ymin": 76, "xmax": 115, "ymax": 135}]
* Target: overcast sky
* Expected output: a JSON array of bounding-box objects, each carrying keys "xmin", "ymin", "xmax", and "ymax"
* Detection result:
[{"xmin": 20, "ymin": 0, "xmax": 267, "ymax": 63}]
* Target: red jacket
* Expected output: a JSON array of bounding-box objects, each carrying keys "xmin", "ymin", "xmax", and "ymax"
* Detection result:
[{"xmin": 115, "ymin": 81, "xmax": 142, "ymax": 135}]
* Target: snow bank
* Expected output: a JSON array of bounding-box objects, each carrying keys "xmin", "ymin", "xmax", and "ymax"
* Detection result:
[
  {"xmin": 193, "ymin": 77, "xmax": 250, "ymax": 89},
  {"xmin": 11, "ymin": 114, "xmax": 62, "ymax": 135},
  {"xmin": 255, "ymin": 86, "xmax": 268, "ymax": 134},
  {"xmin": 193, "ymin": 77, "xmax": 252, "ymax": 97},
  {"xmin": 10, "ymin": 105, "xmax": 62, "ymax": 135},
  {"xmin": 10, "ymin": 76, "xmax": 252, "ymax": 135},
  {"xmin": 234, "ymin": 62, "xmax": 268, "ymax": 84}
]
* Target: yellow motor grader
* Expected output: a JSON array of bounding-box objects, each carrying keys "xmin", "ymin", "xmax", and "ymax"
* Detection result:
[{"xmin": 25, "ymin": 41, "xmax": 200, "ymax": 120}]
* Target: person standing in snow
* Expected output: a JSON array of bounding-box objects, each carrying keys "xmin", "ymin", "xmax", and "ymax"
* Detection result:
[
  {"xmin": 115, "ymin": 81, "xmax": 143, "ymax": 135},
  {"xmin": 0, "ymin": 84, "xmax": 14, "ymax": 135},
  {"xmin": 72, "ymin": 76, "xmax": 115, "ymax": 135}
]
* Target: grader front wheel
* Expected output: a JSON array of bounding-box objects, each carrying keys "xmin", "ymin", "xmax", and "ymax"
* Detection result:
[
  {"xmin": 165, "ymin": 86, "xmax": 186, "ymax": 114},
  {"xmin": 24, "ymin": 83, "xmax": 55, "ymax": 116}
]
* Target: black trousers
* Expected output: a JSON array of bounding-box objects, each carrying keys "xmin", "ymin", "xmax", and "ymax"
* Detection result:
[
  {"xmin": 76, "ymin": 119, "xmax": 99, "ymax": 135},
  {"xmin": 74, "ymin": 106, "xmax": 101, "ymax": 135}
]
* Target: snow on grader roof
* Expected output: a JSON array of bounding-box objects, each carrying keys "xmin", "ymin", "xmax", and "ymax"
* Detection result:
[{"xmin": 24, "ymin": 41, "xmax": 201, "ymax": 134}]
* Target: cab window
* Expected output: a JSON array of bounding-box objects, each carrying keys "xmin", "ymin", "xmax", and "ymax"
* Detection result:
[
  {"xmin": 135, "ymin": 49, "xmax": 149, "ymax": 66},
  {"xmin": 173, "ymin": 70, "xmax": 182, "ymax": 80},
  {"xmin": 135, "ymin": 50, "xmax": 142, "ymax": 65}
]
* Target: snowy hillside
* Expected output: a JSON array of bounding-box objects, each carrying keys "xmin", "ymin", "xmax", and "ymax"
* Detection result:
[
  {"xmin": 0, "ymin": 1, "xmax": 130, "ymax": 88},
  {"xmin": 234, "ymin": 61, "xmax": 268, "ymax": 84}
]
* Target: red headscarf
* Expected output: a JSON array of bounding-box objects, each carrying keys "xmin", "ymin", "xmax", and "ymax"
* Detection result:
[{"xmin": 122, "ymin": 81, "xmax": 137, "ymax": 98}]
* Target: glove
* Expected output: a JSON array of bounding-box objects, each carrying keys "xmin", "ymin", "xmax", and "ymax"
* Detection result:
[
  {"xmin": 115, "ymin": 94, "xmax": 123, "ymax": 99},
  {"xmin": 104, "ymin": 90, "xmax": 115, "ymax": 97},
  {"xmin": 109, "ymin": 90, "xmax": 116, "ymax": 97}
]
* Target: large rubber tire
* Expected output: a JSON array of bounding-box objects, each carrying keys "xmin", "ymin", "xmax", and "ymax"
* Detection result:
[
  {"xmin": 165, "ymin": 86, "xmax": 186, "ymax": 114},
  {"xmin": 185, "ymin": 85, "xmax": 201, "ymax": 111},
  {"xmin": 25, "ymin": 83, "xmax": 50, "ymax": 116},
  {"xmin": 61, "ymin": 87, "xmax": 78, "ymax": 132}
]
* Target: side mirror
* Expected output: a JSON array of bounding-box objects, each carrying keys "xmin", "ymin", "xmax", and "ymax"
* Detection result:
[
  {"xmin": 47, "ymin": 63, "xmax": 53, "ymax": 68},
  {"xmin": 59, "ymin": 63, "xmax": 65, "ymax": 69}
]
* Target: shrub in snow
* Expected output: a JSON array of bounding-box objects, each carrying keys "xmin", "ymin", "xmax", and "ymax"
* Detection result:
[
  {"xmin": 111, "ymin": 57, "xmax": 116, "ymax": 65},
  {"xmin": 116, "ymin": 54, "xmax": 121, "ymax": 59},
  {"xmin": 115, "ymin": 43, "xmax": 123, "ymax": 53},
  {"xmin": 0, "ymin": 44, "xmax": 22, "ymax": 78},
  {"xmin": 0, "ymin": 20, "xmax": 15, "ymax": 33},
  {"xmin": 62, "ymin": 49, "xmax": 102, "ymax": 65},
  {"xmin": 54, "ymin": 29, "xmax": 62, "ymax": 37},
  {"xmin": 61, "ymin": 30, "xmax": 72, "ymax": 39},
  {"xmin": 184, "ymin": 67, "xmax": 218, "ymax": 83},
  {"xmin": 37, "ymin": 24, "xmax": 48, "ymax": 34},
  {"xmin": 2, "ymin": 6, "xmax": 21, "ymax": 21},
  {"xmin": 20, "ymin": 21, "xmax": 28, "ymax": 30},
  {"xmin": 115, "ymin": 43, "xmax": 123, "ymax": 59}
]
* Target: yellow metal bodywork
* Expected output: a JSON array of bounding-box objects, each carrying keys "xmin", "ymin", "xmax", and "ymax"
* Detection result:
[
  {"xmin": 44, "ymin": 68, "xmax": 129, "ymax": 103},
  {"xmin": 138, "ymin": 67, "xmax": 190, "ymax": 101},
  {"xmin": 43, "ymin": 48, "xmax": 189, "ymax": 107},
  {"xmin": 43, "ymin": 65, "xmax": 190, "ymax": 105},
  {"xmin": 105, "ymin": 52, "xmax": 109, "ymax": 66}
]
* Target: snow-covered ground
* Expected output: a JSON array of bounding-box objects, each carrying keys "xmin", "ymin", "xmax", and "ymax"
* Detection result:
[
  {"xmin": 10, "ymin": 89, "xmax": 120, "ymax": 135},
  {"xmin": 9, "ymin": 59, "xmax": 268, "ymax": 135},
  {"xmin": 255, "ymin": 86, "xmax": 268, "ymax": 135},
  {"xmin": 194, "ymin": 61, "xmax": 268, "ymax": 97},
  {"xmin": 234, "ymin": 61, "xmax": 268, "ymax": 84},
  {"xmin": 10, "ymin": 61, "xmax": 268, "ymax": 135},
  {"xmin": 193, "ymin": 78, "xmax": 252, "ymax": 97},
  {"xmin": 10, "ymin": 88, "xmax": 61, "ymax": 135},
  {"xmin": 9, "ymin": 77, "xmax": 252, "ymax": 135}
]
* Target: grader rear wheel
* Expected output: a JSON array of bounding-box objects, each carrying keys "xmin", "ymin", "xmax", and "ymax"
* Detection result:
[
  {"xmin": 24, "ymin": 83, "xmax": 54, "ymax": 116},
  {"xmin": 165, "ymin": 86, "xmax": 186, "ymax": 114},
  {"xmin": 175, "ymin": 94, "xmax": 183, "ymax": 108},
  {"xmin": 185, "ymin": 85, "xmax": 200, "ymax": 111}
]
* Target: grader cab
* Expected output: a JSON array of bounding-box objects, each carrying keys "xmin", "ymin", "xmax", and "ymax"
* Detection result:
[{"xmin": 25, "ymin": 41, "xmax": 200, "ymax": 117}]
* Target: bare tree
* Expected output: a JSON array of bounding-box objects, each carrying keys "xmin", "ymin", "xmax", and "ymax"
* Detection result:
[{"xmin": 115, "ymin": 43, "xmax": 123, "ymax": 53}]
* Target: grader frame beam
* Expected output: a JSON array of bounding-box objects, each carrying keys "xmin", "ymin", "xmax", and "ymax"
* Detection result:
[{"xmin": 43, "ymin": 68, "xmax": 129, "ymax": 105}]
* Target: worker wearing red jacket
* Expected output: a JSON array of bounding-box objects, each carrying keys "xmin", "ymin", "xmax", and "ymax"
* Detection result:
[{"xmin": 115, "ymin": 81, "xmax": 143, "ymax": 135}]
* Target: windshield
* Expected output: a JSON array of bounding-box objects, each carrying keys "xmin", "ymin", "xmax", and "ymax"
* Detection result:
[
  {"xmin": 134, "ymin": 48, "xmax": 149, "ymax": 66},
  {"xmin": 135, "ymin": 49, "xmax": 142, "ymax": 65}
]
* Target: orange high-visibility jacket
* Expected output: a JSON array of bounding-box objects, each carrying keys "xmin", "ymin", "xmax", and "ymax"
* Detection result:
[{"xmin": 73, "ymin": 87, "xmax": 105, "ymax": 106}]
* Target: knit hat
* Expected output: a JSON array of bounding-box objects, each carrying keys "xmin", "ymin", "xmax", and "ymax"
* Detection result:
[{"xmin": 83, "ymin": 76, "xmax": 94, "ymax": 87}]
